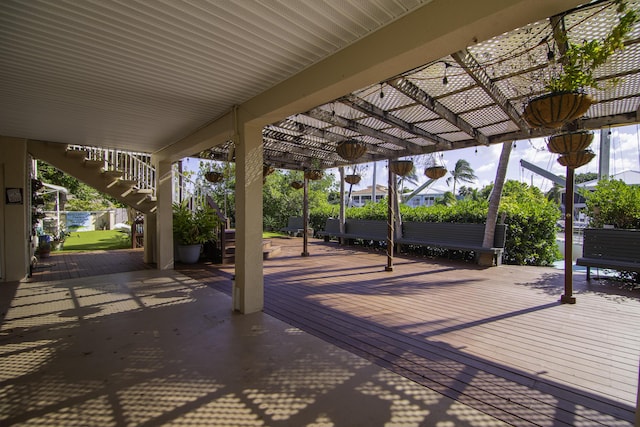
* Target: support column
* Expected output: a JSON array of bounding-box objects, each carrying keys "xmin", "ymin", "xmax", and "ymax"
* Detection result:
[
  {"xmin": 561, "ymin": 166, "xmax": 576, "ymax": 304},
  {"xmin": 154, "ymin": 159, "xmax": 173, "ymax": 270},
  {"xmin": 234, "ymin": 121, "xmax": 264, "ymax": 314},
  {"xmin": 302, "ymin": 177, "xmax": 309, "ymax": 257},
  {"xmin": 0, "ymin": 137, "xmax": 29, "ymax": 282},
  {"xmin": 143, "ymin": 213, "xmax": 156, "ymax": 264},
  {"xmin": 386, "ymin": 162, "xmax": 394, "ymax": 272}
]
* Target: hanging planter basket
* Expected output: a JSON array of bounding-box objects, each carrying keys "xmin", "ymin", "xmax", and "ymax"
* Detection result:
[
  {"xmin": 523, "ymin": 92, "xmax": 594, "ymax": 129},
  {"xmin": 425, "ymin": 166, "xmax": 447, "ymax": 179},
  {"xmin": 345, "ymin": 174, "xmax": 361, "ymax": 185},
  {"xmin": 557, "ymin": 150, "xmax": 595, "ymax": 169},
  {"xmin": 290, "ymin": 181, "xmax": 304, "ymax": 189},
  {"xmin": 390, "ymin": 160, "xmax": 413, "ymax": 177},
  {"xmin": 263, "ymin": 164, "xmax": 275, "ymax": 177},
  {"xmin": 547, "ymin": 130, "xmax": 594, "ymax": 154},
  {"xmin": 336, "ymin": 140, "xmax": 367, "ymax": 161},
  {"xmin": 304, "ymin": 170, "xmax": 323, "ymax": 181},
  {"xmin": 205, "ymin": 171, "xmax": 224, "ymax": 183}
]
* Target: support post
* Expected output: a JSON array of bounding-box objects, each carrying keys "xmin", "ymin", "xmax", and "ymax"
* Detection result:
[
  {"xmin": 233, "ymin": 118, "xmax": 264, "ymax": 314},
  {"xmin": 302, "ymin": 177, "xmax": 310, "ymax": 257},
  {"xmin": 561, "ymin": 166, "xmax": 576, "ymax": 304},
  {"xmin": 386, "ymin": 162, "xmax": 394, "ymax": 272},
  {"xmin": 154, "ymin": 159, "xmax": 173, "ymax": 270}
]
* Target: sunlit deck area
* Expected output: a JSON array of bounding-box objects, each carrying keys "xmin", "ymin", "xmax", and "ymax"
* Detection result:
[{"xmin": 2, "ymin": 238, "xmax": 639, "ymax": 426}]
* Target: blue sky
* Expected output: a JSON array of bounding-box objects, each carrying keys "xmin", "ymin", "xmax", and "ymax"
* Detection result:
[{"xmin": 334, "ymin": 124, "xmax": 640, "ymax": 195}]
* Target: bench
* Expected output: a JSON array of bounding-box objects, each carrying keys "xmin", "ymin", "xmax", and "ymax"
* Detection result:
[
  {"xmin": 397, "ymin": 222, "xmax": 507, "ymax": 265},
  {"xmin": 317, "ymin": 218, "xmax": 389, "ymax": 244},
  {"xmin": 576, "ymin": 228, "xmax": 640, "ymax": 279},
  {"xmin": 280, "ymin": 216, "xmax": 313, "ymax": 237}
]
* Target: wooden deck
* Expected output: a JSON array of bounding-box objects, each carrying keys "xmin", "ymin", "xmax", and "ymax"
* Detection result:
[{"xmin": 179, "ymin": 237, "xmax": 640, "ymax": 427}]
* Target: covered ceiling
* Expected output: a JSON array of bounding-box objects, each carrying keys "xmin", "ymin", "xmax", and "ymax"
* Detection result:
[{"xmin": 2, "ymin": 0, "xmax": 639, "ymax": 171}]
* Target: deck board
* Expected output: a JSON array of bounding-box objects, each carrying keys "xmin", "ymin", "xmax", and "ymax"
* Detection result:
[{"xmin": 179, "ymin": 238, "xmax": 640, "ymax": 426}]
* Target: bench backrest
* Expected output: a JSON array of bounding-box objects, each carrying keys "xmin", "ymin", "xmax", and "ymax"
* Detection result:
[
  {"xmin": 323, "ymin": 218, "xmax": 342, "ymax": 234},
  {"xmin": 287, "ymin": 216, "xmax": 304, "ymax": 229},
  {"xmin": 345, "ymin": 219, "xmax": 388, "ymax": 239},
  {"xmin": 402, "ymin": 222, "xmax": 506, "ymax": 248},
  {"xmin": 582, "ymin": 228, "xmax": 640, "ymax": 262}
]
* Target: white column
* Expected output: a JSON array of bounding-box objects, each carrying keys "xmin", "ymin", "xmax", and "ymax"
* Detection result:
[
  {"xmin": 0, "ymin": 137, "xmax": 29, "ymax": 282},
  {"xmin": 154, "ymin": 159, "xmax": 173, "ymax": 270},
  {"xmin": 234, "ymin": 122, "xmax": 264, "ymax": 314}
]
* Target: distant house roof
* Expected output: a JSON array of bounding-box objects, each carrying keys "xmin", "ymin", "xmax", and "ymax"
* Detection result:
[
  {"xmin": 351, "ymin": 185, "xmax": 388, "ymax": 196},
  {"xmin": 578, "ymin": 170, "xmax": 640, "ymax": 190}
]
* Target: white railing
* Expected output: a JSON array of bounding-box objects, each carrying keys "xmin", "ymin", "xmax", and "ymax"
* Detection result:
[
  {"xmin": 173, "ymin": 167, "xmax": 212, "ymax": 207},
  {"xmin": 67, "ymin": 145, "xmax": 155, "ymax": 193}
]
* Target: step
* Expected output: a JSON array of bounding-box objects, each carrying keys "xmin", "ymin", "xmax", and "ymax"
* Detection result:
[
  {"xmin": 83, "ymin": 159, "xmax": 104, "ymax": 169},
  {"xmin": 65, "ymin": 149, "xmax": 88, "ymax": 160},
  {"xmin": 102, "ymin": 170, "xmax": 123, "ymax": 180}
]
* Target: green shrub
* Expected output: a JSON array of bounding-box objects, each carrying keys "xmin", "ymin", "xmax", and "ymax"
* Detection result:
[{"xmin": 583, "ymin": 179, "xmax": 640, "ymax": 229}]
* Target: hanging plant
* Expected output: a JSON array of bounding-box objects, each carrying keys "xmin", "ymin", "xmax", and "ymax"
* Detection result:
[
  {"xmin": 304, "ymin": 170, "xmax": 323, "ymax": 181},
  {"xmin": 557, "ymin": 150, "xmax": 596, "ymax": 169},
  {"xmin": 547, "ymin": 130, "xmax": 594, "ymax": 153},
  {"xmin": 425, "ymin": 166, "xmax": 447, "ymax": 179},
  {"xmin": 345, "ymin": 174, "xmax": 361, "ymax": 185},
  {"xmin": 263, "ymin": 163, "xmax": 275, "ymax": 177},
  {"xmin": 336, "ymin": 139, "xmax": 367, "ymax": 161},
  {"xmin": 523, "ymin": 1, "xmax": 638, "ymax": 129},
  {"xmin": 291, "ymin": 181, "xmax": 303, "ymax": 189},
  {"xmin": 390, "ymin": 160, "xmax": 413, "ymax": 176},
  {"xmin": 205, "ymin": 171, "xmax": 223, "ymax": 183}
]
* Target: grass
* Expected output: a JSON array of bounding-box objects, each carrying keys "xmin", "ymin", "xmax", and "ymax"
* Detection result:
[
  {"xmin": 58, "ymin": 230, "xmax": 286, "ymax": 252},
  {"xmin": 59, "ymin": 230, "xmax": 132, "ymax": 252}
]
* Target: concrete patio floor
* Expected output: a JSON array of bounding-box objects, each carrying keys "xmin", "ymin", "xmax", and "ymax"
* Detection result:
[{"xmin": 3, "ymin": 238, "xmax": 639, "ymax": 426}]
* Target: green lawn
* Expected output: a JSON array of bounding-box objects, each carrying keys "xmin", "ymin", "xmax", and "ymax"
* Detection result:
[{"xmin": 59, "ymin": 230, "xmax": 132, "ymax": 252}]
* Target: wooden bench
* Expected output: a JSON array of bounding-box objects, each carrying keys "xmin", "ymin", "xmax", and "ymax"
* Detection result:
[
  {"xmin": 397, "ymin": 222, "xmax": 507, "ymax": 265},
  {"xmin": 280, "ymin": 216, "xmax": 313, "ymax": 237},
  {"xmin": 317, "ymin": 218, "xmax": 389, "ymax": 244},
  {"xmin": 576, "ymin": 228, "xmax": 640, "ymax": 279}
]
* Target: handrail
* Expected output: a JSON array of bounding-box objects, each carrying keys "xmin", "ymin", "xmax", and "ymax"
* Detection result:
[{"xmin": 67, "ymin": 144, "xmax": 156, "ymax": 194}]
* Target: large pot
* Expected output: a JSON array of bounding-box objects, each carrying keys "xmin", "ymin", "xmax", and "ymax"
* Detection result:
[
  {"xmin": 177, "ymin": 244, "xmax": 202, "ymax": 264},
  {"xmin": 523, "ymin": 92, "xmax": 594, "ymax": 129}
]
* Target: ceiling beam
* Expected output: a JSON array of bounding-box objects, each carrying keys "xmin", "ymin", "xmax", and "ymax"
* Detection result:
[
  {"xmin": 305, "ymin": 107, "xmax": 423, "ymax": 155},
  {"xmin": 387, "ymin": 77, "xmax": 491, "ymax": 146},
  {"xmin": 338, "ymin": 94, "xmax": 451, "ymax": 149},
  {"xmin": 451, "ymin": 49, "xmax": 529, "ymax": 132}
]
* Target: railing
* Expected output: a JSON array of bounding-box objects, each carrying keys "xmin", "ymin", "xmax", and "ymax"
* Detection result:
[{"xmin": 67, "ymin": 145, "xmax": 156, "ymax": 193}]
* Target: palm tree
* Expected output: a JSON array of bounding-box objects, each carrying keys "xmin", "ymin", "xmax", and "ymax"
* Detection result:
[
  {"xmin": 480, "ymin": 141, "xmax": 512, "ymax": 266},
  {"xmin": 446, "ymin": 159, "xmax": 477, "ymax": 195},
  {"xmin": 546, "ymin": 182, "xmax": 563, "ymax": 205}
]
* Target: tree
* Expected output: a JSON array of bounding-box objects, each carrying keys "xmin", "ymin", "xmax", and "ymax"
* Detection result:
[
  {"xmin": 545, "ymin": 182, "xmax": 563, "ymax": 205},
  {"xmin": 446, "ymin": 159, "xmax": 477, "ymax": 196},
  {"xmin": 481, "ymin": 142, "xmax": 511, "ymax": 266}
]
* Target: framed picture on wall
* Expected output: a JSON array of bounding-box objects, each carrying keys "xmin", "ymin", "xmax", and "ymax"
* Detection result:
[{"xmin": 5, "ymin": 188, "xmax": 23, "ymax": 204}]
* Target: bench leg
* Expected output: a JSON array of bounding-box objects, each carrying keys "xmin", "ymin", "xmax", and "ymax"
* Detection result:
[{"xmin": 586, "ymin": 266, "xmax": 591, "ymax": 280}]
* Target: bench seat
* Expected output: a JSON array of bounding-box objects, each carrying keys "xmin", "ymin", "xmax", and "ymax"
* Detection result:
[
  {"xmin": 280, "ymin": 216, "xmax": 313, "ymax": 237},
  {"xmin": 576, "ymin": 228, "xmax": 640, "ymax": 279}
]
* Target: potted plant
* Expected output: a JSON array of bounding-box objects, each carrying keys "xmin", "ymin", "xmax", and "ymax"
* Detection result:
[
  {"xmin": 390, "ymin": 159, "xmax": 414, "ymax": 176},
  {"xmin": 523, "ymin": 1, "xmax": 637, "ymax": 129},
  {"xmin": 336, "ymin": 139, "xmax": 367, "ymax": 161},
  {"xmin": 173, "ymin": 201, "xmax": 220, "ymax": 264},
  {"xmin": 52, "ymin": 227, "xmax": 70, "ymax": 250},
  {"xmin": 304, "ymin": 159, "xmax": 323, "ymax": 181}
]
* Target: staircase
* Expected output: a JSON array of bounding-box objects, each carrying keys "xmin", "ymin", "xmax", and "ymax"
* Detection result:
[
  {"xmin": 29, "ymin": 140, "xmax": 281, "ymax": 264},
  {"xmin": 28, "ymin": 141, "xmax": 157, "ymax": 214}
]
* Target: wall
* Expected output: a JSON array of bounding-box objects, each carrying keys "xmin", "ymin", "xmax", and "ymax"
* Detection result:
[{"xmin": 0, "ymin": 137, "xmax": 29, "ymax": 282}]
